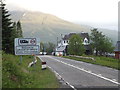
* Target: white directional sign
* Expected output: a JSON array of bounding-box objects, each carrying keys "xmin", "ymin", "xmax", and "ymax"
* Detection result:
[{"xmin": 14, "ymin": 38, "xmax": 40, "ymax": 55}]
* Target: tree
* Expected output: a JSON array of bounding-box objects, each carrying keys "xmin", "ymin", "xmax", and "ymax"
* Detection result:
[
  {"xmin": 99, "ymin": 37, "xmax": 114, "ymax": 55},
  {"xmin": 90, "ymin": 28, "xmax": 114, "ymax": 56},
  {"xmin": 46, "ymin": 42, "xmax": 55, "ymax": 54},
  {"xmin": 1, "ymin": 2, "xmax": 23, "ymax": 54},
  {"xmin": 12, "ymin": 21, "xmax": 23, "ymax": 38},
  {"xmin": 17, "ymin": 21, "xmax": 23, "ymax": 38},
  {"xmin": 68, "ymin": 34, "xmax": 85, "ymax": 56},
  {"xmin": 40, "ymin": 42, "xmax": 44, "ymax": 52},
  {"xmin": 2, "ymin": 3, "xmax": 14, "ymax": 53},
  {"xmin": 40, "ymin": 42, "xmax": 55, "ymax": 54},
  {"xmin": 12, "ymin": 22, "xmax": 17, "ymax": 38}
]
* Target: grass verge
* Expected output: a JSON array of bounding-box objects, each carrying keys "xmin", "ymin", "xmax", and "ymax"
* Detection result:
[
  {"xmin": 2, "ymin": 52, "xmax": 60, "ymax": 88},
  {"xmin": 63, "ymin": 55, "xmax": 120, "ymax": 70}
]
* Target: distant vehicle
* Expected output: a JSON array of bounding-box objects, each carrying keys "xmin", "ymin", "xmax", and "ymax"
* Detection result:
[
  {"xmin": 40, "ymin": 52, "xmax": 43, "ymax": 55},
  {"xmin": 106, "ymin": 53, "xmax": 115, "ymax": 57},
  {"xmin": 39, "ymin": 52, "xmax": 47, "ymax": 55},
  {"xmin": 43, "ymin": 52, "xmax": 47, "ymax": 55},
  {"xmin": 52, "ymin": 52, "xmax": 55, "ymax": 56}
]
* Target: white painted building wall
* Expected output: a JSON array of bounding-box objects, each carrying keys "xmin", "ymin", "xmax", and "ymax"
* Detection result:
[
  {"xmin": 55, "ymin": 35, "xmax": 90, "ymax": 56},
  {"xmin": 83, "ymin": 38, "xmax": 89, "ymax": 45}
]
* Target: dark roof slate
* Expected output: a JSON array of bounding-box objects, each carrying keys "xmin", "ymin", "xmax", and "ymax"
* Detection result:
[{"xmin": 62, "ymin": 32, "xmax": 89, "ymax": 41}]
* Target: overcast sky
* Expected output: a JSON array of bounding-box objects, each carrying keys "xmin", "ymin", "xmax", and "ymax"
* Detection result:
[{"xmin": 5, "ymin": 0, "xmax": 119, "ymax": 30}]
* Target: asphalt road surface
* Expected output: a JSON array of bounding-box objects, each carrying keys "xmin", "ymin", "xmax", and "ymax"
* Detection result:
[{"xmin": 37, "ymin": 55, "xmax": 119, "ymax": 89}]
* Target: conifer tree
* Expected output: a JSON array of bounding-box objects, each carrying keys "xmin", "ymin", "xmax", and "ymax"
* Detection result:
[
  {"xmin": 2, "ymin": 3, "xmax": 14, "ymax": 53},
  {"xmin": 17, "ymin": 21, "xmax": 23, "ymax": 38},
  {"xmin": 12, "ymin": 22, "xmax": 17, "ymax": 38}
]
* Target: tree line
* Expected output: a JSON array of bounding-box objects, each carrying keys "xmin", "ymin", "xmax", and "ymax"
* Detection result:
[
  {"xmin": 1, "ymin": 3, "xmax": 23, "ymax": 54},
  {"xmin": 68, "ymin": 29, "xmax": 114, "ymax": 56},
  {"xmin": 40, "ymin": 42, "xmax": 55, "ymax": 55}
]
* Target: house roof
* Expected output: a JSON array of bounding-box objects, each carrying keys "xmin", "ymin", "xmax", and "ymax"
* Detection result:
[
  {"xmin": 80, "ymin": 32, "xmax": 89, "ymax": 41},
  {"xmin": 63, "ymin": 33, "xmax": 76, "ymax": 40},
  {"xmin": 62, "ymin": 32, "xmax": 89, "ymax": 41},
  {"xmin": 114, "ymin": 41, "xmax": 120, "ymax": 51},
  {"xmin": 56, "ymin": 45, "xmax": 66, "ymax": 52}
]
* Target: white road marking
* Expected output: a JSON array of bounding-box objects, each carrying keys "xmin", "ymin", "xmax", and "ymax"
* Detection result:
[
  {"xmin": 57, "ymin": 56, "xmax": 83, "ymax": 64},
  {"xmin": 98, "ymin": 74, "xmax": 102, "ymax": 76},
  {"xmin": 47, "ymin": 65, "xmax": 77, "ymax": 90},
  {"xmin": 38, "ymin": 56, "xmax": 77, "ymax": 90},
  {"xmin": 48, "ymin": 56, "xmax": 120, "ymax": 85},
  {"xmin": 112, "ymin": 79, "xmax": 117, "ymax": 82},
  {"xmin": 87, "ymin": 70, "xmax": 92, "ymax": 73},
  {"xmin": 38, "ymin": 56, "xmax": 44, "ymax": 62}
]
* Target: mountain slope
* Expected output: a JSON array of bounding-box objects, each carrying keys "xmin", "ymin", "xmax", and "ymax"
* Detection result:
[
  {"xmin": 10, "ymin": 11, "xmax": 118, "ymax": 45},
  {"xmin": 10, "ymin": 11, "xmax": 90, "ymax": 43}
]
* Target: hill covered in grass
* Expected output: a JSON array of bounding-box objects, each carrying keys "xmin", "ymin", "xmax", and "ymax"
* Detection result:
[{"xmin": 10, "ymin": 10, "xmax": 118, "ymax": 45}]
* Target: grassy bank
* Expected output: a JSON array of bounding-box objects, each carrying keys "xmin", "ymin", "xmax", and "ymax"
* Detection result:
[
  {"xmin": 2, "ymin": 52, "xmax": 60, "ymax": 88},
  {"xmin": 63, "ymin": 55, "xmax": 120, "ymax": 70}
]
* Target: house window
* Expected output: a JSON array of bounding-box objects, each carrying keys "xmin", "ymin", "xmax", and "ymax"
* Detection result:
[
  {"xmin": 84, "ymin": 38, "xmax": 88, "ymax": 44},
  {"xmin": 85, "ymin": 40, "xmax": 87, "ymax": 43}
]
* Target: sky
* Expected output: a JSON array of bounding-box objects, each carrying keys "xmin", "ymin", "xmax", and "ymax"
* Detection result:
[{"xmin": 5, "ymin": 0, "xmax": 119, "ymax": 30}]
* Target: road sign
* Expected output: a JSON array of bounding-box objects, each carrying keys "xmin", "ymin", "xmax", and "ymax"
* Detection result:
[
  {"xmin": 18, "ymin": 38, "xmax": 36, "ymax": 46},
  {"xmin": 14, "ymin": 38, "xmax": 40, "ymax": 55}
]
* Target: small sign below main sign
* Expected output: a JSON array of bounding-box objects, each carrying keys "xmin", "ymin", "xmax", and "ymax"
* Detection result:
[{"xmin": 14, "ymin": 38, "xmax": 40, "ymax": 55}]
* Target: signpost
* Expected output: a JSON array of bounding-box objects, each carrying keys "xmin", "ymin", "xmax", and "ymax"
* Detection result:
[
  {"xmin": 14, "ymin": 38, "xmax": 40, "ymax": 55},
  {"xmin": 14, "ymin": 38, "xmax": 40, "ymax": 64}
]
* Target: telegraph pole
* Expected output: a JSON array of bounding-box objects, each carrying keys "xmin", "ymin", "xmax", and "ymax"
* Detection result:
[{"xmin": 57, "ymin": 37, "xmax": 58, "ymax": 46}]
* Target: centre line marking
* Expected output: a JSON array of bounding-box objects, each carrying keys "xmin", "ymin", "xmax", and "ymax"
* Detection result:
[{"xmin": 49, "ymin": 56, "xmax": 120, "ymax": 85}]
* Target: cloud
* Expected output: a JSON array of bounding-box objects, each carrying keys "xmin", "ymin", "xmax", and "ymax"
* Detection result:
[{"xmin": 6, "ymin": 0, "xmax": 119, "ymax": 30}]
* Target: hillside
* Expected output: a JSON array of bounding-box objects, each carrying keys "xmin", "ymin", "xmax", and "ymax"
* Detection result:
[{"xmin": 10, "ymin": 10, "xmax": 118, "ymax": 45}]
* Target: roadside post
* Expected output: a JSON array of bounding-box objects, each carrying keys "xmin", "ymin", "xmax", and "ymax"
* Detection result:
[
  {"xmin": 19, "ymin": 55, "xmax": 22, "ymax": 65},
  {"xmin": 33, "ymin": 55, "xmax": 35, "ymax": 67},
  {"xmin": 41, "ymin": 61, "xmax": 46, "ymax": 70},
  {"xmin": 32, "ymin": 54, "xmax": 36, "ymax": 68}
]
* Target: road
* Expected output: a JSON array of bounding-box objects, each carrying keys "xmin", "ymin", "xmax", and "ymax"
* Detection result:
[{"xmin": 37, "ymin": 55, "xmax": 119, "ymax": 89}]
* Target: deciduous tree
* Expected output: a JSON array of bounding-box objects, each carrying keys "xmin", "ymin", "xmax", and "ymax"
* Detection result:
[
  {"xmin": 90, "ymin": 28, "xmax": 114, "ymax": 56},
  {"xmin": 68, "ymin": 34, "xmax": 85, "ymax": 55}
]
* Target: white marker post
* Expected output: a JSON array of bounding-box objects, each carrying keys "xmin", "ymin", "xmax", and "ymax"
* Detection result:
[
  {"xmin": 32, "ymin": 54, "xmax": 36, "ymax": 67},
  {"xmin": 41, "ymin": 61, "xmax": 46, "ymax": 70}
]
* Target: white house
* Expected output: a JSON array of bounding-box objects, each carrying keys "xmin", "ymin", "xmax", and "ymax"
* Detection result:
[{"xmin": 55, "ymin": 32, "xmax": 91, "ymax": 56}]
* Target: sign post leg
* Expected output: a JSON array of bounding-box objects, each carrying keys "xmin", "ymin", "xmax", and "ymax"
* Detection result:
[
  {"xmin": 33, "ymin": 55, "xmax": 35, "ymax": 68},
  {"xmin": 20, "ymin": 56, "xmax": 22, "ymax": 65}
]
